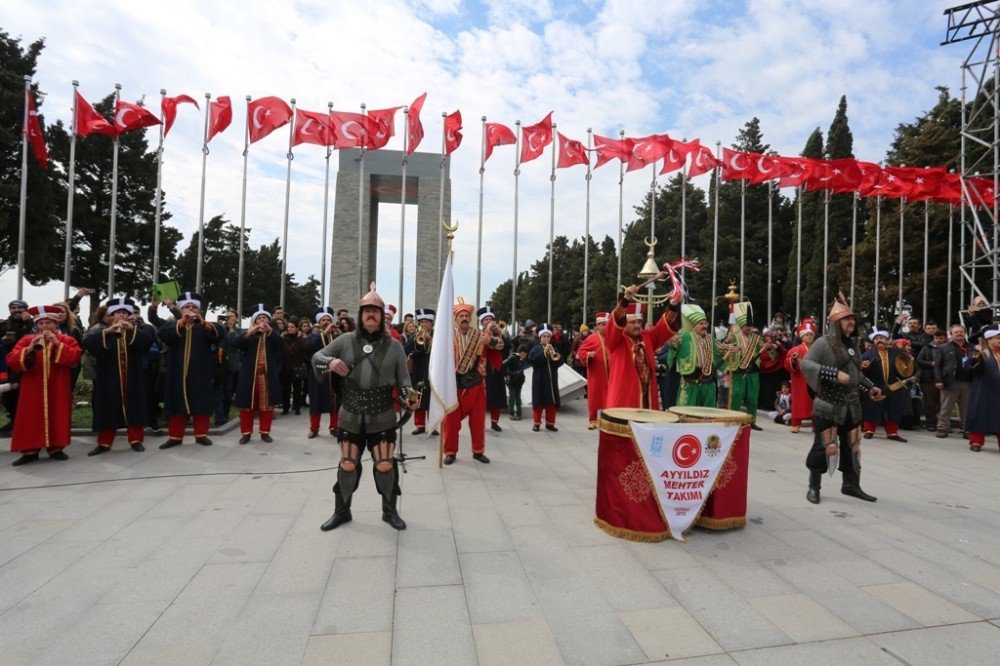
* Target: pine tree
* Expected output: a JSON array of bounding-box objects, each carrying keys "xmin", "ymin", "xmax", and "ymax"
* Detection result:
[
  {"xmin": 783, "ymin": 128, "xmax": 824, "ymax": 320},
  {"xmin": 816, "ymin": 96, "xmax": 858, "ymax": 314}
]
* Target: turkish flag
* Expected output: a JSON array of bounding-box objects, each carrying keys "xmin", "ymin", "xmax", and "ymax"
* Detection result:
[
  {"xmin": 248, "ymin": 96, "xmax": 293, "ymax": 144},
  {"xmin": 802, "ymin": 160, "xmax": 838, "ymax": 191},
  {"xmin": 933, "ymin": 173, "xmax": 962, "ymax": 205},
  {"xmin": 775, "ymin": 156, "xmax": 813, "ymax": 188},
  {"xmin": 823, "ymin": 158, "xmax": 864, "ymax": 193},
  {"xmin": 592, "ymin": 134, "xmax": 632, "ymax": 169},
  {"xmin": 206, "ymin": 96, "xmax": 232, "ymax": 143},
  {"xmin": 114, "ymin": 100, "xmax": 161, "ymax": 135},
  {"xmin": 367, "ymin": 106, "xmax": 401, "ymax": 150},
  {"xmin": 855, "ymin": 161, "xmax": 883, "ymax": 195},
  {"xmin": 162, "ymin": 94, "xmax": 198, "ymax": 138},
  {"xmin": 745, "ymin": 153, "xmax": 780, "ymax": 185},
  {"xmin": 74, "ymin": 91, "xmax": 116, "ymax": 138},
  {"xmin": 865, "ymin": 166, "xmax": 918, "ymax": 199},
  {"xmin": 721, "ymin": 148, "xmax": 755, "ymax": 181},
  {"xmin": 626, "ymin": 134, "xmax": 670, "ymax": 172},
  {"xmin": 444, "ymin": 110, "xmax": 462, "ymax": 155},
  {"xmin": 292, "ymin": 108, "xmax": 333, "ymax": 147},
  {"xmin": 406, "ymin": 92, "xmax": 426, "ymax": 155},
  {"xmin": 659, "ymin": 138, "xmax": 699, "ymax": 175},
  {"xmin": 966, "ymin": 176, "xmax": 996, "ymax": 208},
  {"xmin": 329, "ymin": 110, "xmax": 371, "ymax": 149},
  {"xmin": 484, "ymin": 122, "xmax": 516, "ymax": 162},
  {"xmin": 26, "ymin": 96, "xmax": 47, "ymax": 168},
  {"xmin": 520, "ymin": 112, "xmax": 553, "ymax": 163},
  {"xmin": 556, "ymin": 132, "xmax": 589, "ymax": 169},
  {"xmin": 686, "ymin": 144, "xmax": 720, "ymax": 178},
  {"xmin": 905, "ymin": 166, "xmax": 948, "ymax": 200}
]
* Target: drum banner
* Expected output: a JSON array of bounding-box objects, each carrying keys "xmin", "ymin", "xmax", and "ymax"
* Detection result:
[{"xmin": 631, "ymin": 422, "xmax": 741, "ymax": 542}]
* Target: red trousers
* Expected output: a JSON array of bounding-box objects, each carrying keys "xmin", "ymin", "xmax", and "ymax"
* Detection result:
[
  {"xmin": 97, "ymin": 426, "xmax": 145, "ymax": 448},
  {"xmin": 862, "ymin": 420, "xmax": 898, "ymax": 437},
  {"xmin": 240, "ymin": 409, "xmax": 274, "ymax": 435},
  {"xmin": 443, "ymin": 384, "xmax": 486, "ymax": 455},
  {"xmin": 589, "ymin": 406, "xmax": 599, "ymax": 422},
  {"xmin": 167, "ymin": 414, "xmax": 211, "ymax": 441},
  {"xmin": 489, "ymin": 408, "xmax": 502, "ymax": 424},
  {"xmin": 309, "ymin": 411, "xmax": 338, "ymax": 433},
  {"xmin": 969, "ymin": 432, "xmax": 999, "ymax": 446},
  {"xmin": 413, "ymin": 409, "xmax": 426, "ymax": 428},
  {"xmin": 533, "ymin": 405, "xmax": 556, "ymax": 426}
]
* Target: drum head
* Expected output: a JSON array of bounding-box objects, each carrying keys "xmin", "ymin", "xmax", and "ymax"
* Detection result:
[
  {"xmin": 668, "ymin": 405, "xmax": 752, "ymax": 425},
  {"xmin": 601, "ymin": 408, "xmax": 680, "ymax": 425}
]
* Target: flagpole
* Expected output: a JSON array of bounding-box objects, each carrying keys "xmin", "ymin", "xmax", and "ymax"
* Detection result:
[
  {"xmin": 680, "ymin": 155, "xmax": 687, "ymax": 273},
  {"xmin": 947, "ymin": 203, "xmax": 954, "ymax": 325},
  {"xmin": 280, "ymin": 98, "xmax": 296, "ymax": 308},
  {"xmin": 438, "ymin": 111, "xmax": 447, "ymax": 289},
  {"xmin": 512, "ymin": 120, "xmax": 521, "ymax": 329},
  {"xmin": 16, "ymin": 75, "xmax": 30, "ymax": 300},
  {"xmin": 62, "ymin": 80, "xmax": 79, "ymax": 300},
  {"xmin": 822, "ymin": 188, "xmax": 830, "ymax": 329},
  {"xmin": 897, "ymin": 196, "xmax": 906, "ymax": 316},
  {"xmin": 767, "ymin": 180, "xmax": 773, "ymax": 323},
  {"xmin": 739, "ymin": 178, "xmax": 746, "ymax": 295},
  {"xmin": 107, "ymin": 83, "xmax": 122, "ymax": 297},
  {"xmin": 960, "ymin": 194, "xmax": 966, "ymax": 313},
  {"xmin": 399, "ymin": 105, "xmax": 409, "ymax": 315},
  {"xmin": 357, "ymin": 102, "xmax": 366, "ymax": 300},
  {"xmin": 922, "ymin": 199, "xmax": 929, "ymax": 321},
  {"xmin": 476, "ymin": 115, "xmax": 486, "ymax": 306},
  {"xmin": 795, "ymin": 184, "xmax": 802, "ymax": 322},
  {"xmin": 195, "ymin": 92, "xmax": 211, "ymax": 294},
  {"xmin": 583, "ymin": 128, "xmax": 592, "ymax": 325},
  {"xmin": 849, "ymin": 191, "xmax": 858, "ymax": 307},
  {"xmin": 547, "ymin": 122, "xmax": 557, "ymax": 323},
  {"xmin": 150, "ymin": 88, "xmax": 165, "ymax": 291},
  {"xmin": 237, "ymin": 95, "xmax": 250, "ymax": 321},
  {"xmin": 710, "ymin": 141, "xmax": 721, "ymax": 327},
  {"xmin": 647, "ymin": 158, "xmax": 658, "ymax": 326},
  {"xmin": 323, "ymin": 101, "xmax": 334, "ymax": 308},
  {"xmin": 874, "ymin": 196, "xmax": 882, "ymax": 328},
  {"xmin": 616, "ymin": 129, "xmax": 624, "ymax": 292}
]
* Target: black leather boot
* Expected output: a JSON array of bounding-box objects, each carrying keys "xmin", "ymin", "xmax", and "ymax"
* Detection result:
[
  {"xmin": 381, "ymin": 493, "xmax": 407, "ymax": 530},
  {"xmin": 320, "ymin": 491, "xmax": 353, "ymax": 531},
  {"xmin": 807, "ymin": 471, "xmax": 821, "ymax": 504}
]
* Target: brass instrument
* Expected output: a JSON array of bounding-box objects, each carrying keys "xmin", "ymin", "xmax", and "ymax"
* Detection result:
[
  {"xmin": 497, "ymin": 321, "xmax": 508, "ymax": 333},
  {"xmin": 544, "ymin": 343, "xmax": 561, "ymax": 362},
  {"xmin": 415, "ymin": 327, "xmax": 431, "ymax": 350}
]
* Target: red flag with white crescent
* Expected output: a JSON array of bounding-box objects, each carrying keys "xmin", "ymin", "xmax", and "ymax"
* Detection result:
[
  {"xmin": 207, "ymin": 96, "xmax": 232, "ymax": 143},
  {"xmin": 556, "ymin": 132, "xmax": 588, "ymax": 169},
  {"xmin": 248, "ymin": 96, "xmax": 293, "ymax": 144},
  {"xmin": 686, "ymin": 143, "xmax": 720, "ymax": 178},
  {"xmin": 659, "ymin": 138, "xmax": 699, "ymax": 175},
  {"xmin": 74, "ymin": 91, "xmax": 116, "ymax": 138},
  {"xmin": 444, "ymin": 110, "xmax": 463, "ymax": 155},
  {"xmin": 366, "ymin": 106, "xmax": 401, "ymax": 150},
  {"xmin": 292, "ymin": 108, "xmax": 334, "ymax": 147},
  {"xmin": 162, "ymin": 94, "xmax": 198, "ymax": 138},
  {"xmin": 720, "ymin": 147, "xmax": 754, "ymax": 181},
  {"xmin": 484, "ymin": 122, "xmax": 516, "ymax": 162},
  {"xmin": 520, "ymin": 112, "xmax": 553, "ymax": 163},
  {"xmin": 406, "ymin": 92, "xmax": 426, "ymax": 155},
  {"xmin": 26, "ymin": 95, "xmax": 48, "ymax": 168},
  {"xmin": 591, "ymin": 134, "xmax": 632, "ymax": 169},
  {"xmin": 745, "ymin": 153, "xmax": 780, "ymax": 185},
  {"xmin": 114, "ymin": 100, "xmax": 161, "ymax": 135},
  {"xmin": 329, "ymin": 110, "xmax": 372, "ymax": 149},
  {"xmin": 626, "ymin": 134, "xmax": 670, "ymax": 172}
]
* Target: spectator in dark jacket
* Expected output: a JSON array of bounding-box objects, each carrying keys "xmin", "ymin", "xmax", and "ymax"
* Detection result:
[
  {"xmin": 281, "ymin": 321, "xmax": 307, "ymax": 414},
  {"xmin": 916, "ymin": 329, "xmax": 946, "ymax": 431},
  {"xmin": 934, "ymin": 325, "xmax": 976, "ymax": 437}
]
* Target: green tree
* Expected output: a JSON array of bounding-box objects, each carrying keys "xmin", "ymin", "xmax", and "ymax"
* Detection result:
[{"xmin": 783, "ymin": 128, "xmax": 824, "ymax": 320}]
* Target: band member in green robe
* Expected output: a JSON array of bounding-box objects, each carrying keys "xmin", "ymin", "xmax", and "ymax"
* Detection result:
[{"xmin": 670, "ymin": 304, "xmax": 726, "ymax": 407}]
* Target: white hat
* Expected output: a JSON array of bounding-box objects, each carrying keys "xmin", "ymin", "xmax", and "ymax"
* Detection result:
[
  {"xmin": 868, "ymin": 329, "xmax": 889, "ymax": 341},
  {"xmin": 250, "ymin": 303, "xmax": 271, "ymax": 322},
  {"xmin": 177, "ymin": 291, "xmax": 202, "ymax": 309}
]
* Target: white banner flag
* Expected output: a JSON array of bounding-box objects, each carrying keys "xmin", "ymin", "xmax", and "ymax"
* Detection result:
[
  {"xmin": 631, "ymin": 422, "xmax": 741, "ymax": 542},
  {"xmin": 428, "ymin": 252, "xmax": 458, "ymax": 430}
]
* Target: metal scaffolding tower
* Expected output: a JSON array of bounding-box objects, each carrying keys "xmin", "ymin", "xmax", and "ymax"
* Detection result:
[{"xmin": 943, "ymin": 1, "xmax": 1000, "ymax": 313}]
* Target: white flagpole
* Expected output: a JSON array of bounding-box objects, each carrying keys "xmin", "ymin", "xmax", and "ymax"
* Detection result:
[
  {"xmin": 849, "ymin": 191, "xmax": 858, "ymax": 307},
  {"xmin": 739, "ymin": 178, "xmax": 746, "ymax": 295},
  {"xmin": 922, "ymin": 199, "xmax": 930, "ymax": 321},
  {"xmin": 822, "ymin": 188, "xmax": 830, "ymax": 328},
  {"xmin": 947, "ymin": 203, "xmax": 954, "ymax": 325},
  {"xmin": 356, "ymin": 102, "xmax": 366, "ymax": 300},
  {"xmin": 710, "ymin": 141, "xmax": 721, "ymax": 327},
  {"xmin": 195, "ymin": 92, "xmax": 211, "ymax": 293},
  {"xmin": 547, "ymin": 122, "xmax": 557, "ymax": 323},
  {"xmin": 897, "ymin": 196, "xmax": 906, "ymax": 316},
  {"xmin": 767, "ymin": 179, "xmax": 773, "ymax": 323},
  {"xmin": 512, "ymin": 120, "xmax": 521, "ymax": 329},
  {"xmin": 150, "ymin": 88, "xmax": 166, "ymax": 291},
  {"xmin": 583, "ymin": 128, "xmax": 592, "ymax": 324},
  {"xmin": 476, "ymin": 115, "xmax": 486, "ymax": 306},
  {"xmin": 107, "ymin": 83, "xmax": 122, "ymax": 297},
  {"xmin": 647, "ymin": 158, "xmax": 657, "ymax": 325},
  {"xmin": 399, "ymin": 105, "xmax": 409, "ymax": 315},
  {"xmin": 795, "ymin": 184, "xmax": 802, "ymax": 322},
  {"xmin": 680, "ymin": 153, "xmax": 688, "ymax": 273},
  {"xmin": 616, "ymin": 129, "xmax": 624, "ymax": 292},
  {"xmin": 438, "ymin": 111, "xmax": 447, "ymax": 289},
  {"xmin": 280, "ymin": 98, "xmax": 296, "ymax": 308},
  {"xmin": 874, "ymin": 195, "xmax": 882, "ymax": 328},
  {"xmin": 16, "ymin": 75, "xmax": 30, "ymax": 300},
  {"xmin": 322, "ymin": 101, "xmax": 334, "ymax": 307},
  {"xmin": 62, "ymin": 80, "xmax": 79, "ymax": 300},
  {"xmin": 237, "ymin": 95, "xmax": 250, "ymax": 321}
]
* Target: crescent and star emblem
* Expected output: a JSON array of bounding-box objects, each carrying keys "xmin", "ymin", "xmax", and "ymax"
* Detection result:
[
  {"xmin": 527, "ymin": 131, "xmax": 542, "ymax": 153},
  {"xmin": 115, "ymin": 108, "xmax": 133, "ymax": 128},
  {"xmin": 252, "ymin": 106, "xmax": 267, "ymax": 130},
  {"xmin": 342, "ymin": 120, "xmax": 361, "ymax": 140},
  {"xmin": 729, "ymin": 152, "xmax": 748, "ymax": 171},
  {"xmin": 301, "ymin": 118, "xmax": 315, "ymax": 135}
]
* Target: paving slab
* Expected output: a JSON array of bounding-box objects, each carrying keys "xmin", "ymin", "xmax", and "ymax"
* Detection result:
[
  {"xmin": 869, "ymin": 621, "xmax": 1000, "ymax": 664},
  {"xmin": 302, "ymin": 631, "xmax": 392, "ymax": 665}
]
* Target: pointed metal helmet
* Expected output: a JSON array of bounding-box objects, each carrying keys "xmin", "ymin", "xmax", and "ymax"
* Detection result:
[{"xmin": 359, "ymin": 282, "xmax": 385, "ymax": 310}]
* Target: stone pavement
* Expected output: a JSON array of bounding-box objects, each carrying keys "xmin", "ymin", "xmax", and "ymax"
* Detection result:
[{"xmin": 2, "ymin": 399, "xmax": 1000, "ymax": 665}]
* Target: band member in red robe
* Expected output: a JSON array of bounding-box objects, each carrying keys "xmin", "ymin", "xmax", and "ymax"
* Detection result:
[
  {"xmin": 442, "ymin": 299, "xmax": 504, "ymax": 465},
  {"xmin": 6, "ymin": 305, "xmax": 82, "ymax": 466},
  {"xmin": 605, "ymin": 284, "xmax": 682, "ymax": 410},
  {"xmin": 783, "ymin": 321, "xmax": 816, "ymax": 433},
  {"xmin": 385, "ymin": 304, "xmax": 402, "ymax": 342},
  {"xmin": 577, "ymin": 311, "xmax": 610, "ymax": 429},
  {"xmin": 478, "ymin": 306, "xmax": 507, "ymax": 432}
]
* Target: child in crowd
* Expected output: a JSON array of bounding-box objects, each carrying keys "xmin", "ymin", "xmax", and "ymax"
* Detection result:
[{"xmin": 770, "ymin": 381, "xmax": 792, "ymax": 425}]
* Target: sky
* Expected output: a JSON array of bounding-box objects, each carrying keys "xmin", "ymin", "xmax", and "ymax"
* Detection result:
[{"xmin": 1, "ymin": 0, "xmax": 965, "ymax": 320}]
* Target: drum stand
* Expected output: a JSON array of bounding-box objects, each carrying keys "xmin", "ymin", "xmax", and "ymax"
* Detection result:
[{"xmin": 395, "ymin": 425, "xmax": 426, "ymax": 473}]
